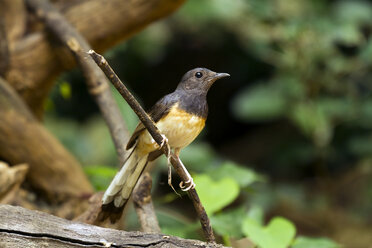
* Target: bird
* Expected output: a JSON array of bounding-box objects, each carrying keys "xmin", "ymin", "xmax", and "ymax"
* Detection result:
[{"xmin": 100, "ymin": 68, "xmax": 229, "ymax": 220}]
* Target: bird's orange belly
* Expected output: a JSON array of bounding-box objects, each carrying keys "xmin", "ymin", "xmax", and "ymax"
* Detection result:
[{"xmin": 138, "ymin": 105, "xmax": 205, "ymax": 153}]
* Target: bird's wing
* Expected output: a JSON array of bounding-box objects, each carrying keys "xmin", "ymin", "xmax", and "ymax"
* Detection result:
[{"xmin": 126, "ymin": 93, "xmax": 176, "ymax": 150}]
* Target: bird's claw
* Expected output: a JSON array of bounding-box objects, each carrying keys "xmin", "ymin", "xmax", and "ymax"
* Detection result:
[
  {"xmin": 159, "ymin": 134, "xmax": 168, "ymax": 149},
  {"xmin": 179, "ymin": 177, "xmax": 195, "ymax": 191},
  {"xmin": 156, "ymin": 134, "xmax": 171, "ymax": 158},
  {"xmin": 151, "ymin": 134, "xmax": 168, "ymax": 149}
]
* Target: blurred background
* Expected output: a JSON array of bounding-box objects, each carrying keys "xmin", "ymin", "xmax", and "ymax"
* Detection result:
[{"xmin": 45, "ymin": 0, "xmax": 372, "ymax": 247}]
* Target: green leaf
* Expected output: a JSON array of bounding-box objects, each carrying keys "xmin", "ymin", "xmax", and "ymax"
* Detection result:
[
  {"xmin": 232, "ymin": 83, "xmax": 288, "ymax": 122},
  {"xmin": 266, "ymin": 217, "xmax": 296, "ymax": 248},
  {"xmin": 194, "ymin": 174, "xmax": 240, "ymax": 215},
  {"xmin": 211, "ymin": 207, "xmax": 247, "ymax": 238},
  {"xmin": 242, "ymin": 216, "xmax": 296, "ymax": 248},
  {"xmin": 292, "ymin": 236, "xmax": 340, "ymax": 248},
  {"xmin": 210, "ymin": 161, "xmax": 264, "ymax": 188}
]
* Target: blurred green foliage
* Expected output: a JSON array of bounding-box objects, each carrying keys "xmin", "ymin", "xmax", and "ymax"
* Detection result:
[
  {"xmin": 242, "ymin": 216, "xmax": 296, "ymax": 248},
  {"xmin": 292, "ymin": 237, "xmax": 340, "ymax": 248},
  {"xmin": 45, "ymin": 0, "xmax": 372, "ymax": 247}
]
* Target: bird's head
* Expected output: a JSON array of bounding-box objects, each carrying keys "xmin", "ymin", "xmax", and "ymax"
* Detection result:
[{"xmin": 176, "ymin": 68, "xmax": 229, "ymax": 94}]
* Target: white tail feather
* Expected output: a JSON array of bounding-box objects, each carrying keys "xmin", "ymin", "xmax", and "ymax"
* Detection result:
[{"xmin": 102, "ymin": 149, "xmax": 148, "ymax": 208}]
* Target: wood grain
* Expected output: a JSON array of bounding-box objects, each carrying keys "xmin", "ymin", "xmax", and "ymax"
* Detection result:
[{"xmin": 0, "ymin": 205, "xmax": 226, "ymax": 248}]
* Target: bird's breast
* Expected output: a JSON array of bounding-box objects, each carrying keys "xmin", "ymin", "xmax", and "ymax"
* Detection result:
[{"xmin": 138, "ymin": 103, "xmax": 206, "ymax": 152}]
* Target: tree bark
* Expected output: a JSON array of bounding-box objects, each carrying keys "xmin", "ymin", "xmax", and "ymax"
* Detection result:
[
  {"xmin": 0, "ymin": 205, "xmax": 226, "ymax": 248},
  {"xmin": 3, "ymin": 0, "xmax": 185, "ymax": 117},
  {"xmin": 25, "ymin": 0, "xmax": 131, "ymax": 163},
  {"xmin": 0, "ymin": 77, "xmax": 93, "ymax": 203}
]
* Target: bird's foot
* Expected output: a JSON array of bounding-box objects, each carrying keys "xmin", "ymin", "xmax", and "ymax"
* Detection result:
[
  {"xmin": 176, "ymin": 157, "xmax": 195, "ymax": 191},
  {"xmin": 158, "ymin": 134, "xmax": 172, "ymax": 164},
  {"xmin": 159, "ymin": 134, "xmax": 168, "ymax": 149},
  {"xmin": 152, "ymin": 134, "xmax": 171, "ymax": 156},
  {"xmin": 179, "ymin": 177, "xmax": 195, "ymax": 191}
]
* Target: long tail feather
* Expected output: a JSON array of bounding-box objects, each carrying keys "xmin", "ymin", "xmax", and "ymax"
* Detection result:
[{"xmin": 102, "ymin": 148, "xmax": 148, "ymax": 208}]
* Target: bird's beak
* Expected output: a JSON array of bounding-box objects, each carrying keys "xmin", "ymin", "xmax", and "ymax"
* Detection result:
[
  {"xmin": 206, "ymin": 72, "xmax": 230, "ymax": 89},
  {"xmin": 213, "ymin": 72, "xmax": 230, "ymax": 80}
]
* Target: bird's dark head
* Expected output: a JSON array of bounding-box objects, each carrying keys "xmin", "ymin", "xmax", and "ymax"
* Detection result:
[{"xmin": 176, "ymin": 68, "xmax": 229, "ymax": 94}]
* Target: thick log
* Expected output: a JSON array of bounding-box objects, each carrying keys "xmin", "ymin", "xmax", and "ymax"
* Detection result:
[
  {"xmin": 0, "ymin": 205, "xmax": 225, "ymax": 248},
  {"xmin": 4, "ymin": 0, "xmax": 185, "ymax": 117},
  {"xmin": 0, "ymin": 77, "xmax": 93, "ymax": 202}
]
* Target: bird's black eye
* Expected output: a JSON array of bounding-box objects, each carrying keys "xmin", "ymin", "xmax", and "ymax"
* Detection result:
[{"xmin": 195, "ymin": 72, "xmax": 203, "ymax": 78}]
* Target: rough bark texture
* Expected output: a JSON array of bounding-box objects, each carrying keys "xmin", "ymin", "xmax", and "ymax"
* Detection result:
[
  {"xmin": 0, "ymin": 205, "xmax": 226, "ymax": 248},
  {"xmin": 4, "ymin": 0, "xmax": 185, "ymax": 117},
  {"xmin": 0, "ymin": 77, "xmax": 93, "ymax": 202},
  {"xmin": 26, "ymin": 0, "xmax": 131, "ymax": 163}
]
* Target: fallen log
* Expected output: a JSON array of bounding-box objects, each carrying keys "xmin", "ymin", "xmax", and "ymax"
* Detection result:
[{"xmin": 0, "ymin": 205, "xmax": 226, "ymax": 248}]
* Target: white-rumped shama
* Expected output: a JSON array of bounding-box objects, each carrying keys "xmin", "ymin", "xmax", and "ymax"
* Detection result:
[{"xmin": 101, "ymin": 68, "xmax": 229, "ymax": 220}]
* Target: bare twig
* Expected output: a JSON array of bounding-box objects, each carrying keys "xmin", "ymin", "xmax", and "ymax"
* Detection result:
[
  {"xmin": 25, "ymin": 0, "xmax": 130, "ymax": 163},
  {"xmin": 89, "ymin": 50, "xmax": 215, "ymax": 242},
  {"xmin": 133, "ymin": 172, "xmax": 161, "ymax": 233}
]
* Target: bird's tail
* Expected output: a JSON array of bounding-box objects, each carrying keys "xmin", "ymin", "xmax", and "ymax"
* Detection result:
[{"xmin": 100, "ymin": 147, "xmax": 148, "ymax": 221}]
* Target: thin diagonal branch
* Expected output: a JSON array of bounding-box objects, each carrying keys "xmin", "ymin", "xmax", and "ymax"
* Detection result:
[
  {"xmin": 89, "ymin": 50, "xmax": 215, "ymax": 242},
  {"xmin": 25, "ymin": 0, "xmax": 130, "ymax": 163}
]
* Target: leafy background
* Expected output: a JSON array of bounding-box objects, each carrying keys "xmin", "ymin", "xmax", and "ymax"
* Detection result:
[{"xmin": 45, "ymin": 0, "xmax": 372, "ymax": 247}]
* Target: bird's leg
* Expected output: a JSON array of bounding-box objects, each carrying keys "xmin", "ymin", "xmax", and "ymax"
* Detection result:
[
  {"xmin": 167, "ymin": 159, "xmax": 180, "ymax": 196},
  {"xmin": 174, "ymin": 148, "xmax": 195, "ymax": 191}
]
